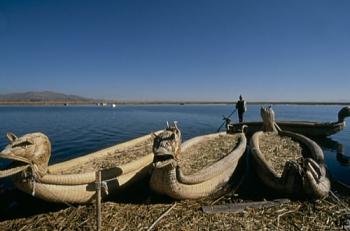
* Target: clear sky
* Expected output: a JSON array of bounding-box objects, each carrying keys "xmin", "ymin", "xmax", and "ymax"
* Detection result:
[{"xmin": 0, "ymin": 0, "xmax": 349, "ymax": 101}]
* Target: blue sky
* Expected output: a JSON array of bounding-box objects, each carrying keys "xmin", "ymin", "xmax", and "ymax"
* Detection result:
[{"xmin": 0, "ymin": 0, "xmax": 349, "ymax": 101}]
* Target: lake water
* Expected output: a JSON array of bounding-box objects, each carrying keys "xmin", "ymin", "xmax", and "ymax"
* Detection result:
[{"xmin": 0, "ymin": 104, "xmax": 349, "ymax": 186}]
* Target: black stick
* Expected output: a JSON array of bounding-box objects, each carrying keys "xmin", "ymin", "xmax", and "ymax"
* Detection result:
[
  {"xmin": 227, "ymin": 108, "xmax": 237, "ymax": 118},
  {"xmin": 216, "ymin": 108, "xmax": 237, "ymax": 132},
  {"xmin": 216, "ymin": 121, "xmax": 226, "ymax": 132}
]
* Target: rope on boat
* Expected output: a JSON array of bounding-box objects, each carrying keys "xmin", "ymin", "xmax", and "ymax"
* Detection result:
[
  {"xmin": 31, "ymin": 177, "xmax": 36, "ymax": 196},
  {"xmin": 98, "ymin": 177, "xmax": 120, "ymax": 196},
  {"xmin": 23, "ymin": 164, "xmax": 38, "ymax": 197},
  {"xmin": 102, "ymin": 181, "xmax": 109, "ymax": 195},
  {"xmin": 102, "ymin": 177, "xmax": 118, "ymax": 183}
]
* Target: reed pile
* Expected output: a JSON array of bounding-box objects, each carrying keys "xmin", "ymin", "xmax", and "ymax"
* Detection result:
[
  {"xmin": 1, "ymin": 191, "xmax": 349, "ymax": 230},
  {"xmin": 178, "ymin": 134, "xmax": 239, "ymax": 175},
  {"xmin": 62, "ymin": 138, "xmax": 153, "ymax": 174},
  {"xmin": 259, "ymin": 132, "xmax": 302, "ymax": 176}
]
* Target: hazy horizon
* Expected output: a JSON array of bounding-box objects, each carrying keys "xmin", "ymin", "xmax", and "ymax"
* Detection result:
[
  {"xmin": 1, "ymin": 1, "xmax": 349, "ymax": 101},
  {"xmin": 1, "ymin": 90, "xmax": 350, "ymax": 103}
]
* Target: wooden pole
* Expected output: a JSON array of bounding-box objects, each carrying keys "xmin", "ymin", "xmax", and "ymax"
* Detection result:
[{"xmin": 95, "ymin": 170, "xmax": 102, "ymax": 231}]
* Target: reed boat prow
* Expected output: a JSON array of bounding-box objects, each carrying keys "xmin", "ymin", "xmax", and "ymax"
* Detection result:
[{"xmin": 150, "ymin": 123, "xmax": 247, "ymax": 200}]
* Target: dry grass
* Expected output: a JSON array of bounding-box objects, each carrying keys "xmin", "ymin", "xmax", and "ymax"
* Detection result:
[
  {"xmin": 259, "ymin": 132, "xmax": 303, "ymax": 176},
  {"xmin": 0, "ymin": 191, "xmax": 349, "ymax": 231},
  {"xmin": 178, "ymin": 134, "xmax": 239, "ymax": 175}
]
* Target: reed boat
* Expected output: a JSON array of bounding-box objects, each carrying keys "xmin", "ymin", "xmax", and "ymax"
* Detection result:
[
  {"xmin": 0, "ymin": 131, "xmax": 160, "ymax": 204},
  {"xmin": 150, "ymin": 122, "xmax": 247, "ymax": 200},
  {"xmin": 250, "ymin": 107, "xmax": 331, "ymax": 199},
  {"xmin": 228, "ymin": 106, "xmax": 350, "ymax": 137}
]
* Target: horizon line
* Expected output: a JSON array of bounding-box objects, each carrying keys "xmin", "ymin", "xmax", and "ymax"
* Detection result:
[{"xmin": 0, "ymin": 100, "xmax": 349, "ymax": 106}]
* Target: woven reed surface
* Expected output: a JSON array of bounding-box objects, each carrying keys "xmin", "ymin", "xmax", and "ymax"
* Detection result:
[
  {"xmin": 259, "ymin": 132, "xmax": 303, "ymax": 176},
  {"xmin": 178, "ymin": 134, "xmax": 239, "ymax": 175},
  {"xmin": 60, "ymin": 137, "xmax": 153, "ymax": 174}
]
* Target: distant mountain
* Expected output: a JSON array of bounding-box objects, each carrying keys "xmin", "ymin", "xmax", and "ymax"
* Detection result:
[{"xmin": 0, "ymin": 91, "xmax": 91, "ymax": 102}]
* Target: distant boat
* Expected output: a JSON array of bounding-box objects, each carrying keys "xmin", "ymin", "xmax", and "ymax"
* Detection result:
[
  {"xmin": 228, "ymin": 106, "xmax": 350, "ymax": 137},
  {"xmin": 112, "ymin": 104, "xmax": 116, "ymax": 108}
]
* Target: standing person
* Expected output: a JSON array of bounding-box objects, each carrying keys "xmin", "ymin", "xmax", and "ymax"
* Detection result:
[{"xmin": 236, "ymin": 95, "xmax": 247, "ymax": 123}]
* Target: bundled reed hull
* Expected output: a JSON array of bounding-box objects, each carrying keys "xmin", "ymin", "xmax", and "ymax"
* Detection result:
[
  {"xmin": 1, "ymin": 132, "xmax": 159, "ymax": 204},
  {"xmin": 150, "ymin": 132, "xmax": 247, "ymax": 200},
  {"xmin": 14, "ymin": 155, "xmax": 153, "ymax": 204}
]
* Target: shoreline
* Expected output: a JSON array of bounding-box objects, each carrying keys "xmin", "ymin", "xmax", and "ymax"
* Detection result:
[{"xmin": 0, "ymin": 100, "xmax": 349, "ymax": 106}]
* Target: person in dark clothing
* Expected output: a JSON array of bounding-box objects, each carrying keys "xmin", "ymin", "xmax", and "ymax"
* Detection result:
[{"xmin": 236, "ymin": 95, "xmax": 247, "ymax": 123}]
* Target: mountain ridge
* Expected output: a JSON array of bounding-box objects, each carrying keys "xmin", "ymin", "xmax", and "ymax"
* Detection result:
[
  {"xmin": 0, "ymin": 91, "xmax": 348, "ymax": 105},
  {"xmin": 0, "ymin": 91, "xmax": 91, "ymax": 102}
]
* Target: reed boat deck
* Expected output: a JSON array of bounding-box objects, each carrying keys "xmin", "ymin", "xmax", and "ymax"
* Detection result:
[{"xmin": 178, "ymin": 133, "xmax": 240, "ymax": 175}]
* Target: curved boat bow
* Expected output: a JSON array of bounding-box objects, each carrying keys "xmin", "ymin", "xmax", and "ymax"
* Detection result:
[
  {"xmin": 250, "ymin": 107, "xmax": 331, "ymax": 199},
  {"xmin": 150, "ymin": 122, "xmax": 247, "ymax": 200}
]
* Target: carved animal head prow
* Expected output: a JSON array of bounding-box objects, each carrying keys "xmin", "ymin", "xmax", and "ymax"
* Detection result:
[
  {"xmin": 260, "ymin": 106, "xmax": 279, "ymax": 133},
  {"xmin": 0, "ymin": 132, "xmax": 51, "ymax": 178},
  {"xmin": 338, "ymin": 106, "xmax": 350, "ymax": 123},
  {"xmin": 152, "ymin": 121, "xmax": 182, "ymax": 165}
]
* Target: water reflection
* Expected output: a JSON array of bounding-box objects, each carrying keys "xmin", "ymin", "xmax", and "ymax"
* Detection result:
[
  {"xmin": 316, "ymin": 138, "xmax": 350, "ymax": 166},
  {"xmin": 314, "ymin": 137, "xmax": 350, "ymax": 186},
  {"xmin": 336, "ymin": 143, "xmax": 350, "ymax": 166}
]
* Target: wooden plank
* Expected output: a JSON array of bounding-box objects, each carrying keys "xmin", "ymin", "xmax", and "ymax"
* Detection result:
[{"xmin": 202, "ymin": 199, "xmax": 290, "ymax": 214}]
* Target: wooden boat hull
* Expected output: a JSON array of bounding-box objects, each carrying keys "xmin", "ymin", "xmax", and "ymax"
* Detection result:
[
  {"xmin": 229, "ymin": 121, "xmax": 344, "ymax": 137},
  {"xmin": 150, "ymin": 132, "xmax": 247, "ymax": 200},
  {"xmin": 8, "ymin": 132, "xmax": 159, "ymax": 204}
]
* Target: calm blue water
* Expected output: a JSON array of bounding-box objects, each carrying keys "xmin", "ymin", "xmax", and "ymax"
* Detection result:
[{"xmin": 0, "ymin": 104, "xmax": 349, "ymax": 185}]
